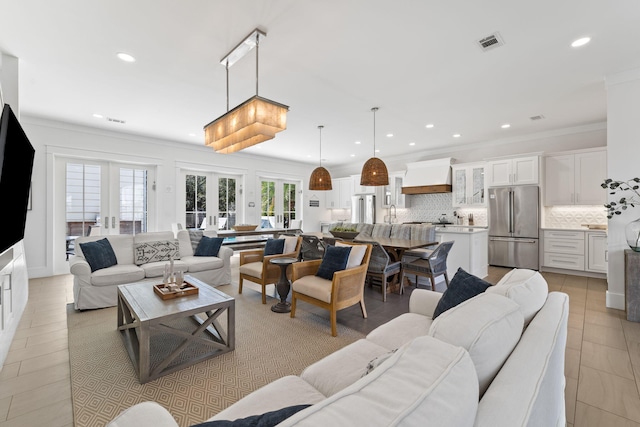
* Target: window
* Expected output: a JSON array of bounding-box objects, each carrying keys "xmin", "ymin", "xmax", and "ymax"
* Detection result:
[
  {"xmin": 66, "ymin": 163, "xmax": 100, "ymax": 237},
  {"xmin": 283, "ymin": 182, "xmax": 296, "ymax": 228},
  {"xmin": 119, "ymin": 168, "xmax": 148, "ymax": 234},
  {"xmin": 261, "ymin": 180, "xmax": 276, "ymax": 228},
  {"xmin": 218, "ymin": 177, "xmax": 236, "ymax": 230}
]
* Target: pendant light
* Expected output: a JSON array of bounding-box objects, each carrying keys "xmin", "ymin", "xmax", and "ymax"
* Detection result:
[
  {"xmin": 360, "ymin": 107, "xmax": 389, "ymax": 186},
  {"xmin": 309, "ymin": 125, "xmax": 333, "ymax": 190}
]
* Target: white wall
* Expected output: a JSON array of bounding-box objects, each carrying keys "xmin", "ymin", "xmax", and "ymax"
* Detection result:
[
  {"xmin": 22, "ymin": 117, "xmax": 330, "ymax": 278},
  {"xmin": 605, "ymin": 68, "xmax": 640, "ymax": 310}
]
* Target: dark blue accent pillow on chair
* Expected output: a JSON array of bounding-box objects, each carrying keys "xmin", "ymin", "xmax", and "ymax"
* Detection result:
[
  {"xmin": 432, "ymin": 268, "xmax": 491, "ymax": 319},
  {"xmin": 194, "ymin": 236, "xmax": 224, "ymax": 257},
  {"xmin": 190, "ymin": 404, "xmax": 312, "ymax": 427},
  {"xmin": 316, "ymin": 245, "xmax": 352, "ymax": 280},
  {"xmin": 264, "ymin": 238, "xmax": 285, "ymax": 256},
  {"xmin": 79, "ymin": 238, "xmax": 118, "ymax": 272}
]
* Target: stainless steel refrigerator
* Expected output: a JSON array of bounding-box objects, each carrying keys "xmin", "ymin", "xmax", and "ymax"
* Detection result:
[
  {"xmin": 488, "ymin": 186, "xmax": 539, "ymax": 270},
  {"xmin": 351, "ymin": 194, "xmax": 376, "ymax": 224}
]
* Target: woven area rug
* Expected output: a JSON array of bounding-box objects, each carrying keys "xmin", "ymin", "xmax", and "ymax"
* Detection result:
[{"xmin": 67, "ymin": 283, "xmax": 364, "ymax": 427}]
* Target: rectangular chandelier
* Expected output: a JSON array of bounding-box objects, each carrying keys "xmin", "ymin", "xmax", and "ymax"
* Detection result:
[
  {"xmin": 204, "ymin": 28, "xmax": 289, "ymax": 154},
  {"xmin": 204, "ymin": 95, "xmax": 288, "ymax": 154}
]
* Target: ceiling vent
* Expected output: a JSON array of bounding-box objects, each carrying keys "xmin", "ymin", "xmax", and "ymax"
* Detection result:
[
  {"xmin": 529, "ymin": 115, "xmax": 545, "ymax": 121},
  {"xmin": 107, "ymin": 117, "xmax": 126, "ymax": 124},
  {"xmin": 477, "ymin": 32, "xmax": 505, "ymax": 52}
]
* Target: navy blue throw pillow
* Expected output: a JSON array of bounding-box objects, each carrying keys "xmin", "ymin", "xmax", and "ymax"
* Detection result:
[
  {"xmin": 79, "ymin": 238, "xmax": 118, "ymax": 272},
  {"xmin": 194, "ymin": 236, "xmax": 224, "ymax": 257},
  {"xmin": 316, "ymin": 245, "xmax": 352, "ymax": 280},
  {"xmin": 264, "ymin": 238, "xmax": 285, "ymax": 256},
  {"xmin": 432, "ymin": 268, "xmax": 491, "ymax": 319},
  {"xmin": 190, "ymin": 404, "xmax": 311, "ymax": 427}
]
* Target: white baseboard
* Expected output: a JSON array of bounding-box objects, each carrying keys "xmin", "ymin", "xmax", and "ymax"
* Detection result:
[{"xmin": 606, "ymin": 290, "xmax": 625, "ymax": 311}]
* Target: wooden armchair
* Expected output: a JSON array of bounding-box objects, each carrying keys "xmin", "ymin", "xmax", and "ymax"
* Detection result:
[
  {"xmin": 290, "ymin": 242, "xmax": 372, "ymax": 336},
  {"xmin": 239, "ymin": 236, "xmax": 302, "ymax": 304}
]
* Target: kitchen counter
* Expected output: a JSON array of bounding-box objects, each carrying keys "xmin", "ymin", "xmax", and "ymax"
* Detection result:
[
  {"xmin": 434, "ymin": 226, "xmax": 488, "ymax": 234},
  {"xmin": 541, "ymin": 226, "xmax": 607, "ymax": 234}
]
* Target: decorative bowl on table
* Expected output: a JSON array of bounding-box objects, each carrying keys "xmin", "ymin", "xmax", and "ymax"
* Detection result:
[
  {"xmin": 329, "ymin": 230, "xmax": 360, "ymax": 240},
  {"xmin": 233, "ymin": 224, "xmax": 258, "ymax": 231}
]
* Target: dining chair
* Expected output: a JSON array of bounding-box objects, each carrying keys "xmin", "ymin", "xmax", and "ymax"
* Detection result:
[
  {"xmin": 400, "ymin": 241, "xmax": 455, "ymax": 293},
  {"xmin": 290, "ymin": 242, "xmax": 372, "ymax": 336},
  {"xmin": 300, "ymin": 234, "xmax": 325, "ymax": 261},
  {"xmin": 239, "ymin": 236, "xmax": 302, "ymax": 304},
  {"xmin": 364, "ymin": 241, "xmax": 402, "ymax": 302}
]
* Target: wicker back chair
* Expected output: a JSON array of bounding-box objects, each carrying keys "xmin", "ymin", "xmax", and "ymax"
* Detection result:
[
  {"xmin": 300, "ymin": 234, "xmax": 326, "ymax": 261},
  {"xmin": 400, "ymin": 241, "xmax": 455, "ymax": 292},
  {"xmin": 363, "ymin": 241, "xmax": 401, "ymax": 302}
]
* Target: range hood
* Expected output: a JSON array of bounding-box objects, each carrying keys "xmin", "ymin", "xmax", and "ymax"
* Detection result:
[{"xmin": 401, "ymin": 158, "xmax": 453, "ymax": 195}]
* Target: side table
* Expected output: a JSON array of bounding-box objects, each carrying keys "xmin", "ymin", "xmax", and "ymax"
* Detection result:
[{"xmin": 269, "ymin": 257, "xmax": 298, "ymax": 313}]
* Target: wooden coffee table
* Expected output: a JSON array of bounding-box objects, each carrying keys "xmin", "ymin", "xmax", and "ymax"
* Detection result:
[{"xmin": 117, "ymin": 276, "xmax": 235, "ymax": 383}]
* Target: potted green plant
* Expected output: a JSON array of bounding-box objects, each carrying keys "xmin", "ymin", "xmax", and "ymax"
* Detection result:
[{"xmin": 602, "ymin": 178, "xmax": 640, "ymax": 251}]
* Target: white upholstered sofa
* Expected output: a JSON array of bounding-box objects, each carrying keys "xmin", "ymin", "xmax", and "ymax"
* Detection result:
[
  {"xmin": 70, "ymin": 230, "xmax": 232, "ymax": 310},
  {"xmin": 108, "ymin": 269, "xmax": 568, "ymax": 427}
]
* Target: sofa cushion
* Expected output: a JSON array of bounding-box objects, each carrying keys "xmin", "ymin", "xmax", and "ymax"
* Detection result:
[
  {"xmin": 429, "ymin": 293, "xmax": 524, "ymax": 397},
  {"xmin": 80, "ymin": 238, "xmax": 118, "ymax": 272},
  {"xmin": 316, "ymin": 245, "xmax": 351, "ymax": 280},
  {"xmin": 194, "ymin": 405, "xmax": 312, "ymax": 427},
  {"xmin": 181, "ymin": 255, "xmax": 224, "ymax": 273},
  {"xmin": 335, "ymin": 242, "xmax": 366, "ymax": 269},
  {"xmin": 239, "ymin": 261, "xmax": 263, "ymax": 279},
  {"xmin": 486, "ymin": 268, "xmax": 548, "ymax": 325},
  {"xmin": 278, "ymin": 336, "xmax": 479, "ymax": 427},
  {"xmin": 133, "ymin": 240, "xmax": 180, "ymax": 265},
  {"xmin": 194, "ymin": 236, "xmax": 224, "ymax": 257},
  {"xmin": 301, "ymin": 339, "xmax": 390, "ymax": 397},
  {"xmin": 366, "ymin": 312, "xmax": 433, "ymax": 350},
  {"xmin": 390, "ymin": 224, "xmax": 412, "ymax": 239},
  {"xmin": 141, "ymin": 260, "xmax": 189, "ymax": 278},
  {"xmin": 207, "ymin": 376, "xmax": 326, "ymax": 423},
  {"xmin": 264, "ymin": 238, "xmax": 285, "ymax": 256},
  {"xmin": 432, "ymin": 268, "xmax": 491, "ymax": 319},
  {"xmin": 90, "ymin": 264, "xmax": 146, "ymax": 287},
  {"xmin": 292, "ymin": 275, "xmax": 332, "ymax": 303},
  {"xmin": 371, "ymin": 223, "xmax": 392, "ymax": 238}
]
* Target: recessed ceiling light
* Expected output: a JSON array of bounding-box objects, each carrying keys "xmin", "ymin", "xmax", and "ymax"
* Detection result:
[
  {"xmin": 306, "ymin": 154, "xmax": 311, "ymax": 158},
  {"xmin": 409, "ymin": 142, "xmax": 416, "ymax": 146},
  {"xmin": 117, "ymin": 52, "xmax": 136, "ymax": 62},
  {"xmin": 426, "ymin": 124, "xmax": 434, "ymax": 129},
  {"xmin": 501, "ymin": 124, "xmax": 511, "ymax": 129},
  {"xmin": 350, "ymin": 154, "xmax": 355, "ymax": 157},
  {"xmin": 92, "ymin": 113, "xmax": 103, "ymax": 119},
  {"xmin": 571, "ymin": 37, "xmax": 591, "ymax": 48},
  {"xmin": 188, "ymin": 133, "xmax": 197, "ymax": 136},
  {"xmin": 355, "ymin": 141, "xmax": 361, "ymax": 145},
  {"xmin": 375, "ymin": 149, "xmax": 380, "ymax": 153},
  {"xmin": 386, "ymin": 133, "xmax": 393, "ymax": 137},
  {"xmin": 453, "ymin": 134, "xmax": 461, "ymax": 138}
]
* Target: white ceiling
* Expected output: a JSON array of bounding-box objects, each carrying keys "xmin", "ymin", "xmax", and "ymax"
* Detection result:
[{"xmin": 1, "ymin": 0, "xmax": 639, "ymax": 167}]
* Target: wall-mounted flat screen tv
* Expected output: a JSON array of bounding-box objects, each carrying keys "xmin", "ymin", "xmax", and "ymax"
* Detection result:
[{"xmin": 0, "ymin": 103, "xmax": 35, "ymax": 255}]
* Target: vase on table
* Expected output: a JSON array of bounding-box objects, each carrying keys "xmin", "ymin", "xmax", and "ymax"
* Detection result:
[{"xmin": 626, "ymin": 217, "xmax": 640, "ymax": 252}]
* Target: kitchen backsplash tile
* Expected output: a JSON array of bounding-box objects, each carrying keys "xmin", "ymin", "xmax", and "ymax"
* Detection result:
[{"xmin": 543, "ymin": 206, "xmax": 607, "ymax": 229}]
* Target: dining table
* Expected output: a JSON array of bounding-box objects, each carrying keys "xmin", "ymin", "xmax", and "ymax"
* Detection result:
[{"xmin": 353, "ymin": 236, "xmax": 438, "ymax": 262}]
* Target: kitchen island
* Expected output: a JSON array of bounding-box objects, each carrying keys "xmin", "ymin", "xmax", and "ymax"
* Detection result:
[{"xmin": 434, "ymin": 226, "xmax": 489, "ymax": 279}]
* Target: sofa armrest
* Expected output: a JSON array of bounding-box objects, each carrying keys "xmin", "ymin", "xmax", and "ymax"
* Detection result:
[
  {"xmin": 107, "ymin": 401, "xmax": 178, "ymax": 427},
  {"xmin": 69, "ymin": 255, "xmax": 91, "ymax": 277},
  {"xmin": 409, "ymin": 289, "xmax": 443, "ymax": 318},
  {"xmin": 292, "ymin": 260, "xmax": 322, "ymax": 281}
]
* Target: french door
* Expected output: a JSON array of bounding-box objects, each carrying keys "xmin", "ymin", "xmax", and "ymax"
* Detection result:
[
  {"xmin": 259, "ymin": 178, "xmax": 299, "ymax": 229},
  {"xmin": 64, "ymin": 160, "xmax": 154, "ymax": 237},
  {"xmin": 182, "ymin": 171, "xmax": 239, "ymax": 230}
]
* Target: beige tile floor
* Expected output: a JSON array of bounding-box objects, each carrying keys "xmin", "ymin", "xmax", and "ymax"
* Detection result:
[{"xmin": 1, "ymin": 267, "xmax": 639, "ymax": 426}]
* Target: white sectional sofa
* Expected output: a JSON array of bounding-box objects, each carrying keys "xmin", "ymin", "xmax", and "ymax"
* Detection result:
[
  {"xmin": 70, "ymin": 230, "xmax": 232, "ymax": 310},
  {"xmin": 107, "ymin": 268, "xmax": 569, "ymax": 427}
]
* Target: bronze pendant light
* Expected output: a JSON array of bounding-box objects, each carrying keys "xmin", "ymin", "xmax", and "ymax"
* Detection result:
[
  {"xmin": 360, "ymin": 107, "xmax": 389, "ymax": 186},
  {"xmin": 309, "ymin": 125, "xmax": 332, "ymax": 190}
]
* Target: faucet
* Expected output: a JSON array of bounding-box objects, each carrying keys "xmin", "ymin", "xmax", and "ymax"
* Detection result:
[{"xmin": 388, "ymin": 205, "xmax": 396, "ymax": 224}]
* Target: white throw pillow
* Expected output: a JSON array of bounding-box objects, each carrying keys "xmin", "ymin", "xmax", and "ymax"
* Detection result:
[
  {"xmin": 429, "ymin": 293, "xmax": 524, "ymax": 397},
  {"xmin": 486, "ymin": 268, "xmax": 548, "ymax": 325},
  {"xmin": 336, "ymin": 242, "xmax": 367, "ymax": 269},
  {"xmin": 281, "ymin": 236, "xmax": 298, "ymax": 254}
]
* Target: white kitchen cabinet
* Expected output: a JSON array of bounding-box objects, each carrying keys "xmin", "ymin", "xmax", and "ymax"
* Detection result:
[
  {"xmin": 586, "ymin": 232, "xmax": 608, "ymax": 273},
  {"xmin": 351, "ymin": 175, "xmax": 377, "ymax": 195},
  {"xmin": 435, "ymin": 228, "xmax": 488, "ymax": 280},
  {"xmin": 382, "ymin": 172, "xmax": 408, "ymax": 208},
  {"xmin": 487, "ymin": 156, "xmax": 539, "ymax": 187},
  {"xmin": 544, "ymin": 149, "xmax": 607, "ymax": 206},
  {"xmin": 542, "ymin": 230, "xmax": 585, "ymax": 271},
  {"xmin": 452, "ymin": 163, "xmax": 486, "ymax": 207},
  {"xmin": 326, "ymin": 177, "xmax": 352, "ymax": 209}
]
